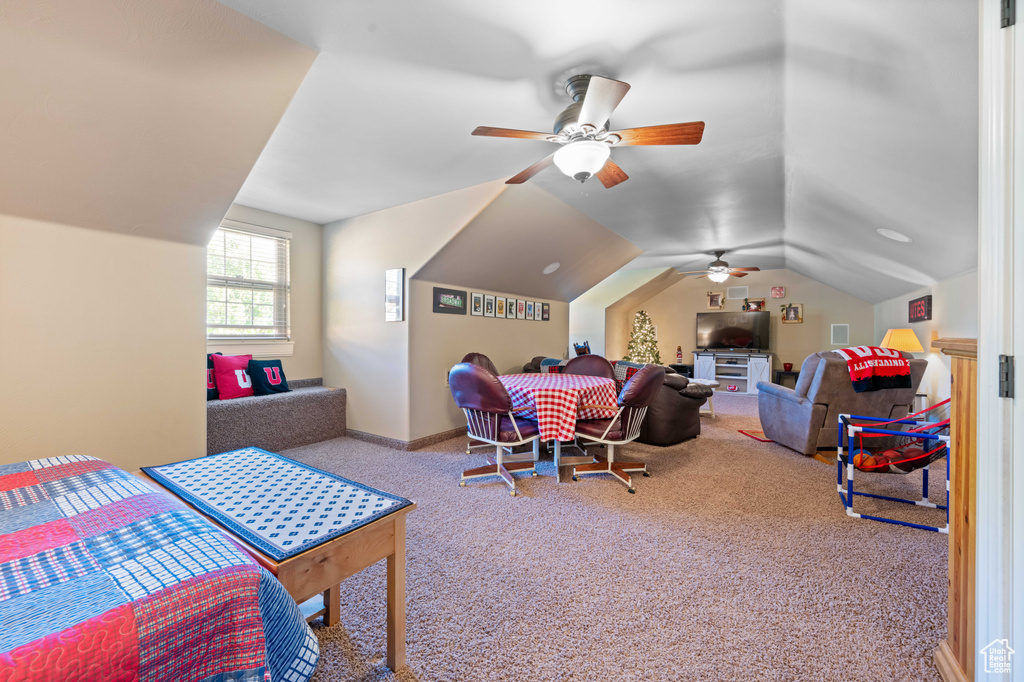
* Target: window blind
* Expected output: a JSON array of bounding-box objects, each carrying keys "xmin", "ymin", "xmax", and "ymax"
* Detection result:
[{"xmin": 206, "ymin": 226, "xmax": 290, "ymax": 340}]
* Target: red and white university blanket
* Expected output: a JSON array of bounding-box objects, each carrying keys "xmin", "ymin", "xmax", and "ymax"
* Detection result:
[{"xmin": 834, "ymin": 346, "xmax": 912, "ymax": 393}]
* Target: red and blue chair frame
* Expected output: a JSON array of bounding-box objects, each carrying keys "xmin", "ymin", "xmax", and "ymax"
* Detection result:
[{"xmin": 837, "ymin": 413, "xmax": 950, "ymax": 533}]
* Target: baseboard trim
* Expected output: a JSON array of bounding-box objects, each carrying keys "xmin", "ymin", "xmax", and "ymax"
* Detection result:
[
  {"xmin": 933, "ymin": 641, "xmax": 969, "ymax": 682},
  {"xmin": 347, "ymin": 427, "xmax": 466, "ymax": 452}
]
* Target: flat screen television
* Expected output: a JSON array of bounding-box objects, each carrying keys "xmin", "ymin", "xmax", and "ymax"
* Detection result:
[{"xmin": 695, "ymin": 311, "xmax": 770, "ymax": 350}]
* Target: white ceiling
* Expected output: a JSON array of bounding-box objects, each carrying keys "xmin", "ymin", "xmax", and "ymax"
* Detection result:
[{"xmin": 219, "ymin": 0, "xmax": 978, "ymax": 303}]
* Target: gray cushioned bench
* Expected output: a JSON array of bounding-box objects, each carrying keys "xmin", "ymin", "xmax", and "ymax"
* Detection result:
[{"xmin": 207, "ymin": 378, "xmax": 347, "ymax": 456}]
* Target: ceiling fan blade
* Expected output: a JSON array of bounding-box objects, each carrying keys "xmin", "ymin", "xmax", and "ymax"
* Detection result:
[
  {"xmin": 677, "ymin": 270, "xmax": 711, "ymax": 276},
  {"xmin": 731, "ymin": 267, "xmax": 761, "ymax": 272},
  {"xmin": 731, "ymin": 272, "xmax": 748, "ymax": 278},
  {"xmin": 595, "ymin": 159, "xmax": 629, "ymax": 188},
  {"xmin": 610, "ymin": 121, "xmax": 705, "ymax": 146},
  {"xmin": 577, "ymin": 76, "xmax": 631, "ymax": 130},
  {"xmin": 472, "ymin": 126, "xmax": 554, "ymax": 141},
  {"xmin": 505, "ymin": 153, "xmax": 556, "ymax": 184}
]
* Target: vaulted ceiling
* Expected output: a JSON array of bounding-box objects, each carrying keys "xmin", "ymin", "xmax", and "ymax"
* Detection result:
[{"xmin": 12, "ymin": 0, "xmax": 973, "ymax": 303}]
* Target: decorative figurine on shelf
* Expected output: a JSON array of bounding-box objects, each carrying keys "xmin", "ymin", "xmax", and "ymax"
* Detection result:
[{"xmin": 676, "ymin": 345, "xmax": 683, "ymax": 363}]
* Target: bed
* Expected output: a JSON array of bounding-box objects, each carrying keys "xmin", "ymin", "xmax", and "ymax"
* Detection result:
[{"xmin": 0, "ymin": 455, "xmax": 320, "ymax": 682}]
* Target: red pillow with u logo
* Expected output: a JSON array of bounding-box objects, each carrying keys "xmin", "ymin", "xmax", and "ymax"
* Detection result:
[{"xmin": 210, "ymin": 354, "xmax": 254, "ymax": 400}]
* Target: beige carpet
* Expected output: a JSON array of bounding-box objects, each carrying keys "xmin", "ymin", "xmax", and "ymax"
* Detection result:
[{"xmin": 282, "ymin": 393, "xmax": 947, "ymax": 681}]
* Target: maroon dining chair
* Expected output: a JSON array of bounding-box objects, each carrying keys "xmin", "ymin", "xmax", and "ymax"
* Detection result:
[
  {"xmin": 563, "ymin": 354, "xmax": 616, "ymax": 381},
  {"xmin": 460, "ymin": 352, "xmax": 501, "ymax": 454},
  {"xmin": 460, "ymin": 352, "xmax": 499, "ymax": 376},
  {"xmin": 448, "ymin": 363, "xmax": 540, "ymax": 496},
  {"xmin": 572, "ymin": 364, "xmax": 665, "ymax": 493}
]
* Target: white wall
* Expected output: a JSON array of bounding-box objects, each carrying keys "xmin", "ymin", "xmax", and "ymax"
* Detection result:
[
  {"xmin": 217, "ymin": 205, "xmax": 323, "ymax": 380},
  {"xmin": 408, "ymin": 280, "xmax": 568, "ymax": 440},
  {"xmin": 873, "ymin": 270, "xmax": 978, "ymax": 405},
  {"xmin": 569, "ymin": 268, "xmax": 673, "ymax": 357},
  {"xmin": 0, "ymin": 214, "xmax": 206, "ymax": 470},
  {"xmin": 322, "ymin": 181, "xmax": 505, "ymax": 441}
]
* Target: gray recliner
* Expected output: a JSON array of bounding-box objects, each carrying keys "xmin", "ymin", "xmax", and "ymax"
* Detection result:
[{"xmin": 756, "ymin": 351, "xmax": 926, "ymax": 455}]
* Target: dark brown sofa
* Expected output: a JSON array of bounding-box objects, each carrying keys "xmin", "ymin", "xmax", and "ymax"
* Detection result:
[{"xmin": 756, "ymin": 351, "xmax": 926, "ymax": 455}]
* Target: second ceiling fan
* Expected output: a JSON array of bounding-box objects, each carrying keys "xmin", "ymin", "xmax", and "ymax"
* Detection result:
[
  {"xmin": 679, "ymin": 251, "xmax": 760, "ymax": 283},
  {"xmin": 472, "ymin": 74, "xmax": 705, "ymax": 188}
]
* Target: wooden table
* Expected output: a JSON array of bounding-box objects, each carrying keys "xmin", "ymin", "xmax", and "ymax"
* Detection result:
[{"xmin": 137, "ymin": 472, "xmax": 416, "ymax": 671}]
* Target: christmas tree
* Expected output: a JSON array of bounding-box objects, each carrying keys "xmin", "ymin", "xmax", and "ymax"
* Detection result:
[{"xmin": 624, "ymin": 310, "xmax": 661, "ymax": 364}]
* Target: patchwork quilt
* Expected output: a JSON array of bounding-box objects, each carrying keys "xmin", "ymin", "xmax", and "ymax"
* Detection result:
[{"xmin": 0, "ymin": 455, "xmax": 319, "ymax": 682}]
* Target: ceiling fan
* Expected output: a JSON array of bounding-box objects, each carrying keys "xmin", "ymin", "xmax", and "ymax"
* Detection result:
[
  {"xmin": 472, "ymin": 74, "xmax": 705, "ymax": 188},
  {"xmin": 679, "ymin": 251, "xmax": 760, "ymax": 283}
]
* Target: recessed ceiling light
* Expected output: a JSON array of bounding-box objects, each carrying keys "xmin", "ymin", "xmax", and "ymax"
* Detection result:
[
  {"xmin": 876, "ymin": 228, "xmax": 913, "ymax": 243},
  {"xmin": 543, "ymin": 262, "xmax": 560, "ymax": 275}
]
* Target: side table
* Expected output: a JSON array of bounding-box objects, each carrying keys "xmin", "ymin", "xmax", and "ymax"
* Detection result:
[{"xmin": 774, "ymin": 370, "xmax": 800, "ymax": 388}]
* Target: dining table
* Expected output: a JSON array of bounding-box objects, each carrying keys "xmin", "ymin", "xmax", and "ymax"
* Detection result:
[{"xmin": 498, "ymin": 373, "xmax": 619, "ymax": 481}]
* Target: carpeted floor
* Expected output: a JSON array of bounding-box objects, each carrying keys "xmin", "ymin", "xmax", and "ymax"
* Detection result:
[{"xmin": 281, "ymin": 393, "xmax": 947, "ymax": 682}]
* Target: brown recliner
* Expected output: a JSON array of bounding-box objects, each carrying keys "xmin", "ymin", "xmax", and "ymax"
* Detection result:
[
  {"xmin": 756, "ymin": 351, "xmax": 926, "ymax": 455},
  {"xmin": 637, "ymin": 374, "xmax": 712, "ymax": 446}
]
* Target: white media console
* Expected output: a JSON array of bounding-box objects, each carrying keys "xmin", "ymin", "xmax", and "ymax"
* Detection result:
[{"xmin": 693, "ymin": 351, "xmax": 773, "ymax": 395}]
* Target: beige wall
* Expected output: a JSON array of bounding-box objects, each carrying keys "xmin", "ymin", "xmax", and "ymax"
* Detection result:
[
  {"xmin": 569, "ymin": 268, "xmax": 675, "ymax": 357},
  {"xmin": 610, "ymin": 269, "xmax": 875, "ymax": 368},
  {"xmin": 408, "ymin": 280, "xmax": 568, "ymax": 440},
  {"xmin": 216, "ymin": 205, "xmax": 323, "ymax": 380},
  {"xmin": 873, "ymin": 270, "xmax": 978, "ymax": 404},
  {"xmin": 322, "ymin": 181, "xmax": 506, "ymax": 441},
  {"xmin": 0, "ymin": 214, "xmax": 206, "ymax": 470}
]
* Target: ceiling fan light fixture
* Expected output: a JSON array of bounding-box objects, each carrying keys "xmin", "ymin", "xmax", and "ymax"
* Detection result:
[
  {"xmin": 708, "ymin": 271, "xmax": 730, "ymax": 283},
  {"xmin": 553, "ymin": 140, "xmax": 610, "ymax": 183}
]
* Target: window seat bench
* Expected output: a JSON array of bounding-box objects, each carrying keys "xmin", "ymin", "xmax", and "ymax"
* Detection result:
[{"xmin": 207, "ymin": 378, "xmax": 347, "ymax": 456}]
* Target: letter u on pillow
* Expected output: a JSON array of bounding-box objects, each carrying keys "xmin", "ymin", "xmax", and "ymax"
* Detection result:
[{"xmin": 210, "ymin": 354, "xmax": 254, "ymax": 400}]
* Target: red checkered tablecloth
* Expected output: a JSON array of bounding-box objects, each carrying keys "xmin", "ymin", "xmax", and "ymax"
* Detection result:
[{"xmin": 499, "ymin": 373, "xmax": 619, "ymax": 442}]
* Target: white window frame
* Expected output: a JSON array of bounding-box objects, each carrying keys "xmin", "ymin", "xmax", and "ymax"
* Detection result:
[{"xmin": 206, "ymin": 219, "xmax": 293, "ymax": 357}]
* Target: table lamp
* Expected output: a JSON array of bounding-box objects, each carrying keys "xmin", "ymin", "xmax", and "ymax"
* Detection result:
[{"xmin": 880, "ymin": 328, "xmax": 924, "ymax": 353}]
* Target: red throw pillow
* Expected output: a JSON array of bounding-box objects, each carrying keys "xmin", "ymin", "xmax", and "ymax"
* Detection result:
[{"xmin": 211, "ymin": 354, "xmax": 254, "ymax": 400}]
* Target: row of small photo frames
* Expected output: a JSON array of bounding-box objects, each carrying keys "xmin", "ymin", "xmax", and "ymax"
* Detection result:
[{"xmin": 472, "ymin": 292, "xmax": 549, "ymax": 321}]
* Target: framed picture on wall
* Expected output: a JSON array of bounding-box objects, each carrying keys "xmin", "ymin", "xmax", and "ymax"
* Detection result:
[
  {"xmin": 526, "ymin": 301, "xmax": 534, "ymax": 319},
  {"xmin": 496, "ymin": 298, "xmax": 505, "ymax": 317},
  {"xmin": 533, "ymin": 302, "xmax": 542, "ymax": 320},
  {"xmin": 770, "ymin": 286, "xmax": 786, "ymax": 299},
  {"xmin": 470, "ymin": 292, "xmax": 483, "ymax": 316},
  {"xmin": 744, "ymin": 298, "xmax": 766, "ymax": 312},
  {"xmin": 707, "ymin": 291, "xmax": 724, "ymax": 309},
  {"xmin": 432, "ymin": 287, "xmax": 467, "ymax": 315},
  {"xmin": 484, "ymin": 294, "xmax": 495, "ymax": 317},
  {"xmin": 517, "ymin": 300, "xmax": 526, "ymax": 319},
  {"xmin": 781, "ymin": 303, "xmax": 803, "ymax": 324},
  {"xmin": 542, "ymin": 303, "xmax": 550, "ymax": 321},
  {"xmin": 506, "ymin": 298, "xmax": 517, "ymax": 319}
]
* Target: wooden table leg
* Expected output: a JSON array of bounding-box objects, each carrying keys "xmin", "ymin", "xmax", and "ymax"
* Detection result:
[
  {"xmin": 324, "ymin": 584, "xmax": 341, "ymax": 626},
  {"xmin": 386, "ymin": 514, "xmax": 407, "ymax": 671}
]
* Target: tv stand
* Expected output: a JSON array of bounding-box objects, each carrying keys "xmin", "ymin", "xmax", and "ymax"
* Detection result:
[{"xmin": 693, "ymin": 351, "xmax": 773, "ymax": 395}]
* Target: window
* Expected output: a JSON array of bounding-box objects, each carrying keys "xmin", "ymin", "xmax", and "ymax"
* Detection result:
[{"xmin": 206, "ymin": 224, "xmax": 290, "ymax": 340}]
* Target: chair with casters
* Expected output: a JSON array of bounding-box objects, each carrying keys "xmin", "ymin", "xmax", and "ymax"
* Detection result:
[
  {"xmin": 448, "ymin": 362, "xmax": 540, "ymax": 496},
  {"xmin": 563, "ymin": 354, "xmax": 616, "ymax": 381},
  {"xmin": 572, "ymin": 364, "xmax": 665, "ymax": 494},
  {"xmin": 460, "ymin": 352, "xmax": 500, "ymax": 454},
  {"xmin": 461, "ymin": 352, "xmax": 499, "ymax": 376}
]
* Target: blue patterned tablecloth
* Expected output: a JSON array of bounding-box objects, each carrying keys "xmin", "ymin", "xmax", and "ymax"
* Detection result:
[{"xmin": 142, "ymin": 448, "xmax": 412, "ymax": 561}]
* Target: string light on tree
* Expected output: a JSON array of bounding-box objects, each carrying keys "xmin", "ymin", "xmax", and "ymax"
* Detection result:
[{"xmin": 624, "ymin": 310, "xmax": 662, "ymax": 364}]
